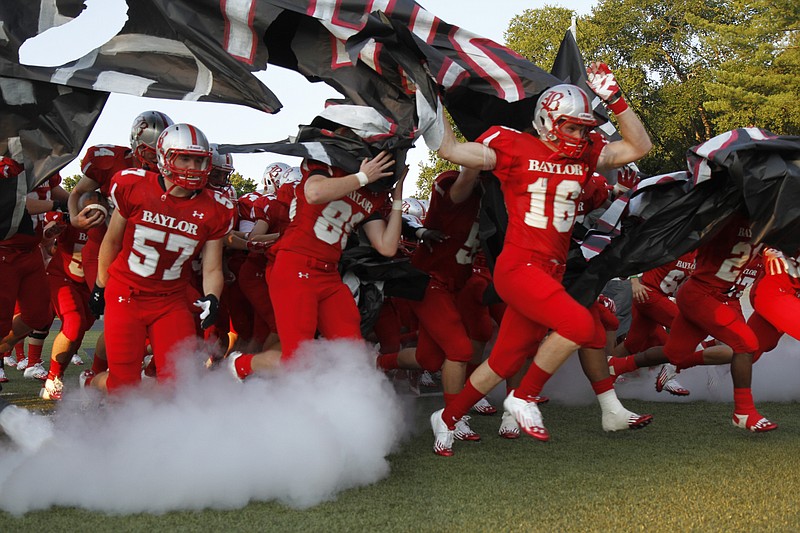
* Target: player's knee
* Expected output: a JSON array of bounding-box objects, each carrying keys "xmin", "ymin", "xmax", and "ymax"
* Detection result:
[{"xmin": 556, "ymin": 307, "xmax": 595, "ymax": 347}]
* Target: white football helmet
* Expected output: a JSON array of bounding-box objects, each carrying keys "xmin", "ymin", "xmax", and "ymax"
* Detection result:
[
  {"xmin": 281, "ymin": 166, "xmax": 303, "ymax": 186},
  {"xmin": 402, "ymin": 197, "xmax": 426, "ymax": 220},
  {"xmin": 130, "ymin": 111, "xmax": 173, "ymax": 171},
  {"xmin": 262, "ymin": 162, "xmax": 290, "ymax": 195},
  {"xmin": 209, "ymin": 143, "xmax": 235, "ymax": 187},
  {"xmin": 156, "ymin": 123, "xmax": 212, "ymax": 191},
  {"xmin": 533, "ymin": 84, "xmax": 598, "ymax": 158}
]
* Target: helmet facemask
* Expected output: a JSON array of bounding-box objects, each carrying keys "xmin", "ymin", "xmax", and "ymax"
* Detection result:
[
  {"xmin": 533, "ymin": 84, "xmax": 598, "ymax": 159},
  {"xmin": 156, "ymin": 124, "xmax": 212, "ymax": 191}
]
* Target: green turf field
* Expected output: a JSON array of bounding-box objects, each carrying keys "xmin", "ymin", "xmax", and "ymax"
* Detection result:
[{"xmin": 2, "ymin": 327, "xmax": 799, "ymax": 531}]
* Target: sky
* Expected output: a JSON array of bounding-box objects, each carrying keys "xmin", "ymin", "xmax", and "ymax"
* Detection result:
[{"xmin": 22, "ymin": 0, "xmax": 598, "ymax": 196}]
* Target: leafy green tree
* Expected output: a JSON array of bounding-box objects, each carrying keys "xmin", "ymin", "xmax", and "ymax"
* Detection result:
[
  {"xmin": 697, "ymin": 0, "xmax": 800, "ymax": 134},
  {"xmin": 505, "ymin": 6, "xmax": 579, "ymax": 70},
  {"xmin": 61, "ymin": 174, "xmax": 81, "ymax": 192},
  {"xmin": 230, "ymin": 172, "xmax": 257, "ymax": 197}
]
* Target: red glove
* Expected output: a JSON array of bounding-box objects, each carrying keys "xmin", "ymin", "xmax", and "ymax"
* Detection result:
[
  {"xmin": 598, "ymin": 294, "xmax": 617, "ymax": 314},
  {"xmin": 763, "ymin": 247, "xmax": 789, "ymax": 276},
  {"xmin": 586, "ymin": 62, "xmax": 628, "ymax": 114},
  {"xmin": 246, "ymin": 240, "xmax": 272, "ymax": 253},
  {"xmin": 613, "ymin": 166, "xmax": 640, "ymax": 195},
  {"xmin": 0, "ymin": 157, "xmax": 23, "ymax": 179},
  {"xmin": 42, "ymin": 211, "xmax": 68, "ymax": 239}
]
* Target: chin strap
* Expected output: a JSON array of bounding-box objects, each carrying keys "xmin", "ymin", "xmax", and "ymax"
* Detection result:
[{"xmin": 161, "ymin": 182, "xmax": 179, "ymax": 201}]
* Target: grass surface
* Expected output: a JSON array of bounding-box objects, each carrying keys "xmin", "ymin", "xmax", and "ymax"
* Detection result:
[{"xmin": 2, "ymin": 328, "xmax": 799, "ymax": 531}]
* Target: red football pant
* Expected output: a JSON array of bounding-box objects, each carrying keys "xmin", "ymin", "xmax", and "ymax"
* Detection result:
[
  {"xmin": 48, "ymin": 273, "xmax": 94, "ymax": 342},
  {"xmin": 269, "ymin": 250, "xmax": 361, "ymax": 360},
  {"xmin": 410, "ymin": 282, "xmax": 474, "ymax": 372},
  {"xmin": 584, "ymin": 301, "xmax": 619, "ymax": 350},
  {"xmin": 0, "ymin": 247, "xmax": 52, "ymax": 333},
  {"xmin": 664, "ymin": 278, "xmax": 758, "ymax": 368},
  {"xmin": 485, "ymin": 247, "xmax": 594, "ymax": 378},
  {"xmin": 456, "ymin": 270, "xmax": 497, "ymax": 343},
  {"xmin": 104, "ymin": 276, "xmax": 198, "ymax": 393},
  {"xmin": 623, "ymin": 289, "xmax": 676, "ymax": 353}
]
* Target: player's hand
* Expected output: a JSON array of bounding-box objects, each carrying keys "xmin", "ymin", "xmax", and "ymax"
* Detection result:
[
  {"xmin": 89, "ymin": 286, "xmax": 105, "ymax": 319},
  {"xmin": 360, "ymin": 151, "xmax": 395, "ymax": 183},
  {"xmin": 630, "ymin": 277, "xmax": 651, "ymax": 303},
  {"xmin": 194, "ymin": 294, "xmax": 219, "ymax": 330},
  {"xmin": 613, "ymin": 166, "xmax": 640, "ymax": 196},
  {"xmin": 420, "ymin": 228, "xmax": 448, "ymax": 251},
  {"xmin": 0, "ymin": 157, "xmax": 22, "ymax": 179},
  {"xmin": 42, "ymin": 211, "xmax": 68, "ymax": 239},
  {"xmin": 586, "ymin": 62, "xmax": 622, "ymax": 103},
  {"xmin": 72, "ymin": 204, "xmax": 106, "ymax": 230},
  {"xmin": 598, "ymin": 294, "xmax": 617, "ymax": 314}
]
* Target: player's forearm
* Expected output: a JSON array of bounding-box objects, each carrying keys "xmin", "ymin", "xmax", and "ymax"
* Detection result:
[
  {"xmin": 368, "ymin": 209, "xmax": 404, "ymax": 257},
  {"xmin": 304, "ymin": 174, "xmax": 365, "ymax": 204},
  {"xmin": 201, "ymin": 267, "xmax": 224, "ymax": 300}
]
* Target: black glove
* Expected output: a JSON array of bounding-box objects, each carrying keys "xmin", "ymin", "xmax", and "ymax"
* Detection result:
[
  {"xmin": 193, "ymin": 294, "xmax": 219, "ymax": 330},
  {"xmin": 89, "ymin": 286, "xmax": 105, "ymax": 319},
  {"xmin": 52, "ymin": 199, "xmax": 67, "ymax": 212}
]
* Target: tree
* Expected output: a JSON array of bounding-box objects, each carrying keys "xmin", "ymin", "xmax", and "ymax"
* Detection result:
[
  {"xmin": 698, "ymin": 0, "xmax": 800, "ymax": 134},
  {"xmin": 61, "ymin": 174, "xmax": 81, "ymax": 192},
  {"xmin": 230, "ymin": 172, "xmax": 257, "ymax": 197}
]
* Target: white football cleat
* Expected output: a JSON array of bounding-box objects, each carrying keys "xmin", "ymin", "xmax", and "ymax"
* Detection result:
[
  {"xmin": 0, "ymin": 368, "xmax": 8, "ymax": 383},
  {"xmin": 503, "ymin": 391, "xmax": 549, "ymax": 442},
  {"xmin": 227, "ymin": 351, "xmax": 246, "ymax": 382},
  {"xmin": 419, "ymin": 370, "xmax": 437, "ymax": 388},
  {"xmin": 79, "ymin": 370, "xmax": 95, "ymax": 389},
  {"xmin": 3, "ymin": 355, "xmax": 17, "ymax": 368},
  {"xmin": 39, "ymin": 377, "xmax": 63, "ymax": 401},
  {"xmin": 655, "ymin": 364, "xmax": 678, "ymax": 393},
  {"xmin": 472, "ymin": 397, "xmax": 498, "ymax": 415},
  {"xmin": 16, "ymin": 357, "xmax": 28, "ymax": 371},
  {"xmin": 430, "ymin": 409, "xmax": 455, "ymax": 457},
  {"xmin": 70, "ymin": 354, "xmax": 84, "ymax": 366},
  {"xmin": 23, "ymin": 362, "xmax": 48, "ymax": 381},
  {"xmin": 498, "ymin": 410, "xmax": 520, "ymax": 439},
  {"xmin": 663, "ymin": 376, "xmax": 690, "ymax": 396},
  {"xmin": 602, "ymin": 408, "xmax": 653, "ymax": 432},
  {"xmin": 454, "ymin": 415, "xmax": 481, "ymax": 441}
]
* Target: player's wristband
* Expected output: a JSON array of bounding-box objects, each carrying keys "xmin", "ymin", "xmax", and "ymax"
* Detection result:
[
  {"xmin": 392, "ymin": 199, "xmax": 403, "ymax": 211},
  {"xmin": 355, "ymin": 172, "xmax": 369, "ymax": 187},
  {"xmin": 607, "ymin": 91, "xmax": 629, "ymax": 114}
]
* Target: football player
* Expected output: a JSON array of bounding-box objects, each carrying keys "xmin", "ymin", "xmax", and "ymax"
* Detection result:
[
  {"xmin": 429, "ymin": 62, "xmax": 653, "ymax": 455},
  {"xmin": 659, "ymin": 214, "xmax": 774, "ymax": 431},
  {"xmin": 227, "ymin": 139, "xmax": 405, "ymax": 380},
  {"xmin": 82, "ymin": 123, "xmax": 234, "ymax": 394}
]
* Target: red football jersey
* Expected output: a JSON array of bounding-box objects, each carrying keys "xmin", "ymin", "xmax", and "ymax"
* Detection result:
[
  {"xmin": 477, "ymin": 126, "xmax": 604, "ymax": 262},
  {"xmin": 642, "ymin": 250, "xmax": 697, "ymax": 297},
  {"xmin": 236, "ymin": 192, "xmax": 262, "ymax": 232},
  {"xmin": 690, "ymin": 214, "xmax": 761, "ymax": 293},
  {"xmin": 576, "ymin": 173, "xmax": 609, "ymax": 220},
  {"xmin": 46, "ymin": 225, "xmax": 89, "ymax": 283},
  {"xmin": 276, "ymin": 160, "xmax": 389, "ymax": 263},
  {"xmin": 107, "ymin": 169, "xmax": 234, "ymax": 293},
  {"xmin": 80, "ymin": 144, "xmax": 136, "ymax": 198},
  {"xmin": 411, "ymin": 170, "xmax": 481, "ymax": 288}
]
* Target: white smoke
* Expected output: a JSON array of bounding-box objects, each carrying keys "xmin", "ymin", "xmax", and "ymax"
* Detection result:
[{"xmin": 0, "ymin": 340, "xmax": 410, "ymax": 515}]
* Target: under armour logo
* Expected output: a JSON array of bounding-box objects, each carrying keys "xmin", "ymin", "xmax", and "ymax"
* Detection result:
[
  {"xmin": 298, "ymin": 272, "xmax": 309, "ymax": 279},
  {"xmin": 118, "ymin": 296, "xmax": 125, "ymax": 303},
  {"xmin": 192, "ymin": 211, "xmax": 205, "ymax": 219}
]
